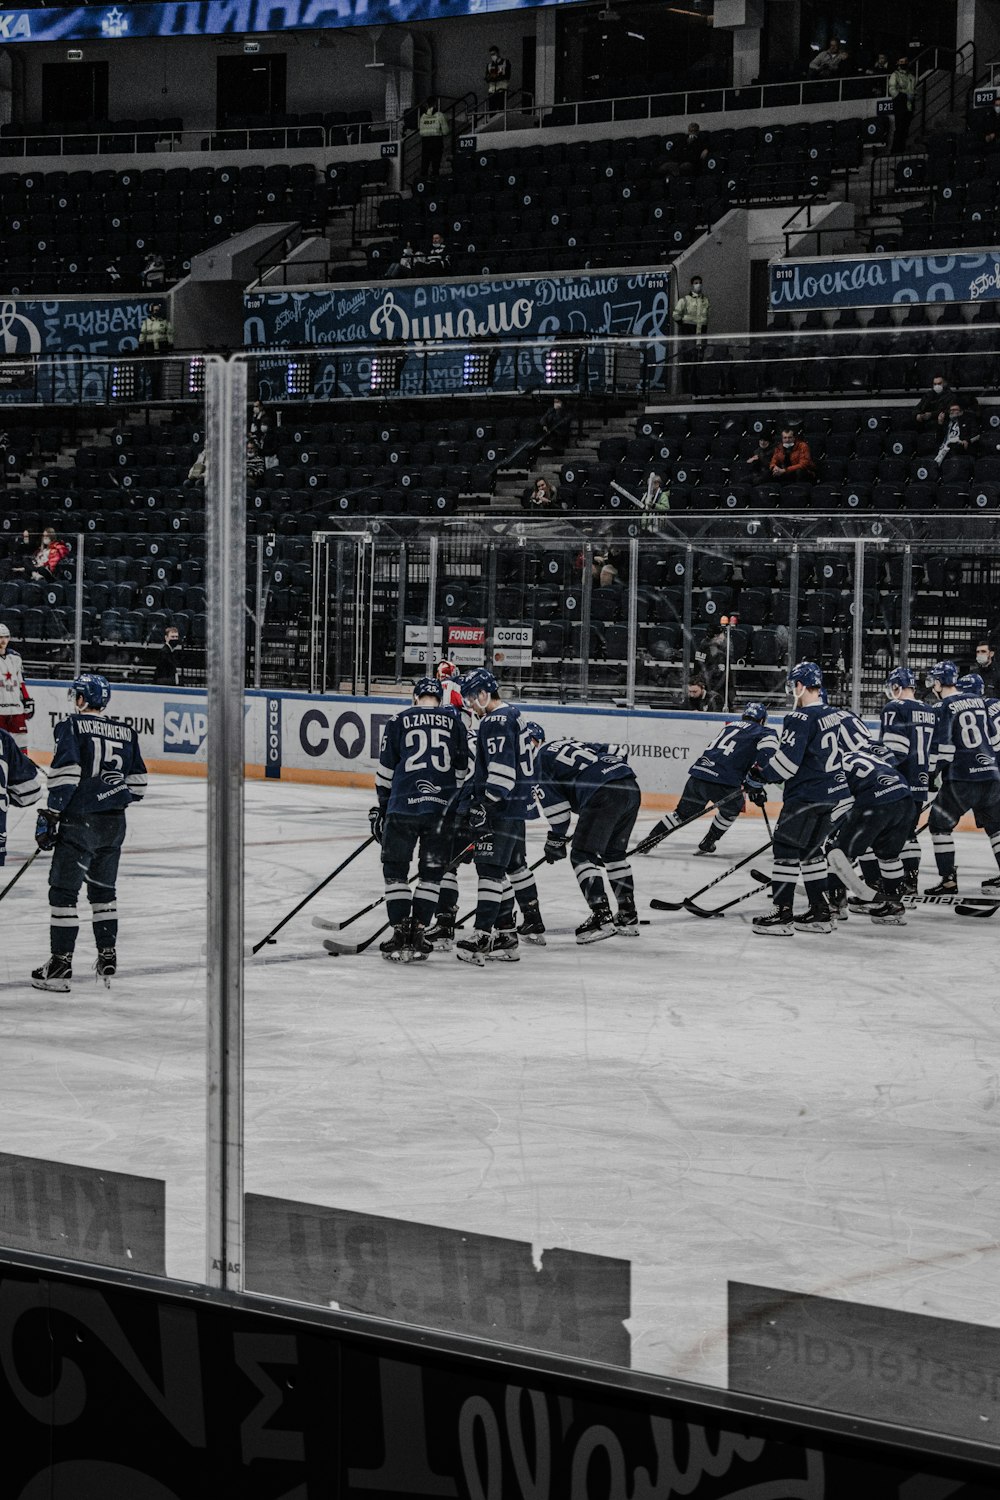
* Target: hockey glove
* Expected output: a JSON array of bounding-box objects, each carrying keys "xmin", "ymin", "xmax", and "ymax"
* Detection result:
[
  {"xmin": 21, "ymin": 696, "xmax": 34, "ymax": 720},
  {"xmin": 467, "ymin": 801, "xmax": 490, "ymax": 832},
  {"xmin": 744, "ymin": 778, "xmax": 767, "ymax": 808},
  {"xmin": 368, "ymin": 806, "xmax": 385, "ymax": 845},
  {"xmin": 544, "ymin": 832, "xmax": 569, "ymax": 863},
  {"xmin": 35, "ymin": 808, "xmax": 61, "ymax": 851}
]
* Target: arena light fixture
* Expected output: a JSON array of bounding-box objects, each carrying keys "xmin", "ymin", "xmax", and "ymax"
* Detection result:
[
  {"xmin": 369, "ymin": 354, "xmax": 406, "ymax": 393},
  {"xmin": 543, "ymin": 347, "xmax": 581, "ymax": 387},
  {"xmin": 286, "ymin": 357, "xmax": 312, "ymax": 398},
  {"xmin": 462, "ymin": 349, "xmax": 497, "ymax": 389}
]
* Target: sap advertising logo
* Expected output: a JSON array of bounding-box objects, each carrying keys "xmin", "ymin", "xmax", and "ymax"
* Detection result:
[
  {"xmin": 164, "ymin": 702, "xmax": 208, "ymax": 755},
  {"xmin": 299, "ymin": 707, "xmax": 395, "ymax": 761}
]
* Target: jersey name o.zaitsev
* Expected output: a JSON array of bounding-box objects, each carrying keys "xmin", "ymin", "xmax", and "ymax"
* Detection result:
[{"xmin": 376, "ymin": 704, "xmax": 468, "ymax": 815}]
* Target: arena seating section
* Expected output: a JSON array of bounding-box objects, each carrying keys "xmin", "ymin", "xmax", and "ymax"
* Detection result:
[
  {"xmin": 892, "ymin": 129, "xmax": 1000, "ymax": 250},
  {"xmin": 0, "ymin": 111, "xmax": 386, "ymax": 156}
]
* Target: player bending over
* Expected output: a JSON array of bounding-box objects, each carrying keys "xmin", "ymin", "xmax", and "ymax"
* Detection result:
[
  {"xmin": 825, "ymin": 742, "xmax": 917, "ymax": 926},
  {"xmin": 634, "ymin": 703, "xmax": 775, "ymax": 856},
  {"xmin": 0, "ymin": 723, "xmax": 41, "ymax": 869},
  {"xmin": 32, "ymin": 674, "xmax": 146, "ymax": 992},
  {"xmin": 527, "ymin": 724, "xmax": 641, "ymax": 943},
  {"xmin": 925, "ymin": 661, "xmax": 1000, "ymax": 895},
  {"xmin": 456, "ymin": 668, "xmax": 538, "ymax": 966},
  {"xmin": 371, "ymin": 676, "xmax": 469, "ymax": 962},
  {"xmin": 877, "ymin": 666, "xmax": 936, "ymax": 901}
]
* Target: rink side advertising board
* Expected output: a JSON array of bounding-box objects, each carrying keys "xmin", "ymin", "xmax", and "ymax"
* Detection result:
[
  {"xmin": 0, "ymin": 1153, "xmax": 164, "ymax": 1274},
  {"xmin": 729, "ymin": 1281, "xmax": 1000, "ymax": 1446},
  {"xmin": 2, "ymin": 1254, "xmax": 999, "ymax": 1497},
  {"xmin": 245, "ymin": 1194, "xmax": 631, "ymax": 1364},
  {"xmin": 769, "ymin": 250, "xmax": 1000, "ymax": 310},
  {"xmin": 23, "ymin": 682, "xmax": 984, "ymax": 827}
]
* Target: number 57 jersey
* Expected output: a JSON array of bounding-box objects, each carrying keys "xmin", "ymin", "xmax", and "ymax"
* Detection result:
[
  {"xmin": 46, "ymin": 713, "xmax": 147, "ymax": 814},
  {"xmin": 377, "ymin": 704, "xmax": 469, "ymax": 815}
]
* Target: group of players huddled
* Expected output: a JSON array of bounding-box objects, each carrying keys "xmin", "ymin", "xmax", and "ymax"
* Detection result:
[{"xmin": 370, "ymin": 654, "xmax": 1000, "ymax": 960}]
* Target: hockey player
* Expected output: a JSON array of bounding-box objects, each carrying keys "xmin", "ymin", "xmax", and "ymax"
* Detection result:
[
  {"xmin": 752, "ymin": 662, "xmax": 858, "ymax": 935},
  {"xmin": 31, "ymin": 674, "xmax": 146, "ymax": 992},
  {"xmin": 635, "ymin": 703, "xmax": 776, "ymax": 856},
  {"xmin": 958, "ymin": 672, "xmax": 1000, "ymax": 892},
  {"xmin": 825, "ymin": 743, "xmax": 917, "ymax": 925},
  {"xmin": 877, "ymin": 666, "xmax": 937, "ymax": 900},
  {"xmin": 371, "ymin": 676, "xmax": 469, "ymax": 962},
  {"xmin": 455, "ymin": 667, "xmax": 536, "ymax": 965},
  {"xmin": 436, "ymin": 660, "xmax": 466, "ymax": 712},
  {"xmin": 0, "ymin": 724, "xmax": 41, "ymax": 868},
  {"xmin": 925, "ymin": 662, "xmax": 1000, "ymax": 894},
  {"xmin": 526, "ymin": 724, "xmax": 641, "ymax": 942},
  {"xmin": 0, "ymin": 624, "xmax": 34, "ymax": 749}
]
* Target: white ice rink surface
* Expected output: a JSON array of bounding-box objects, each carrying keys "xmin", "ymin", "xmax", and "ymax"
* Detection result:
[{"xmin": 1, "ymin": 774, "xmax": 999, "ymax": 1396}]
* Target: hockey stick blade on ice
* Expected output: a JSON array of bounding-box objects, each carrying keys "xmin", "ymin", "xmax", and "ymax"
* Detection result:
[
  {"xmin": 252, "ymin": 835, "xmax": 377, "ymax": 954},
  {"xmin": 954, "ymin": 898, "xmax": 1000, "ymax": 918},
  {"xmin": 683, "ymin": 885, "xmax": 762, "ymax": 919},
  {"xmin": 323, "ymin": 841, "xmax": 479, "ymax": 954},
  {"xmin": 0, "ymin": 846, "xmax": 42, "ymax": 904},
  {"xmin": 650, "ymin": 839, "xmax": 772, "ymax": 911}
]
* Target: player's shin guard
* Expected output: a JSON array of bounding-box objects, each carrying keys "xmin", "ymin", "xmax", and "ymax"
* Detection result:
[
  {"xmin": 858, "ymin": 853, "xmax": 881, "ymax": 891},
  {"xmin": 436, "ymin": 870, "xmax": 459, "ymax": 914},
  {"xmin": 877, "ymin": 858, "xmax": 905, "ymax": 898},
  {"xmin": 770, "ymin": 863, "xmax": 798, "ymax": 910},
  {"xmin": 91, "ymin": 901, "xmax": 118, "ymax": 952},
  {"xmin": 991, "ymin": 832, "xmax": 1000, "ymax": 871},
  {"xmin": 902, "ymin": 838, "xmax": 921, "ymax": 875},
  {"xmin": 571, "ymin": 851, "xmax": 606, "ymax": 910},
  {"xmin": 412, "ymin": 881, "xmax": 440, "ymax": 928},
  {"xmin": 931, "ymin": 831, "xmax": 956, "ymax": 877},
  {"xmin": 606, "ymin": 858, "xmax": 635, "ymax": 909},
  {"xmin": 508, "ymin": 862, "xmax": 539, "ymax": 911},
  {"xmin": 801, "ymin": 859, "xmax": 830, "ymax": 913},
  {"xmin": 473, "ymin": 875, "xmax": 505, "ymax": 933},
  {"xmin": 384, "ymin": 881, "xmax": 412, "ymax": 927},
  {"xmin": 49, "ymin": 904, "xmax": 79, "ymax": 957},
  {"xmin": 496, "ymin": 887, "xmax": 516, "ymax": 932}
]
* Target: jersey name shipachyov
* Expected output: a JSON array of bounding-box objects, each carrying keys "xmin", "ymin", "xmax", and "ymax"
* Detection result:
[
  {"xmin": 533, "ymin": 740, "xmax": 633, "ymax": 830},
  {"xmin": 46, "ymin": 714, "xmax": 147, "ymax": 814},
  {"xmin": 839, "ymin": 748, "xmax": 912, "ymax": 806},
  {"xmin": 987, "ymin": 698, "xmax": 1000, "ymax": 767},
  {"xmin": 878, "ymin": 698, "xmax": 937, "ymax": 800},
  {"xmin": 690, "ymin": 720, "xmax": 777, "ymax": 787},
  {"xmin": 933, "ymin": 693, "xmax": 1000, "ymax": 782},
  {"xmin": 761, "ymin": 703, "xmax": 866, "ymax": 803},
  {"xmin": 471, "ymin": 704, "xmax": 536, "ymax": 819},
  {"xmin": 377, "ymin": 704, "xmax": 468, "ymax": 815}
]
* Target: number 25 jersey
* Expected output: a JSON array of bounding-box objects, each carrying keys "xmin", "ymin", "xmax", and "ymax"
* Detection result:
[
  {"xmin": 46, "ymin": 713, "xmax": 147, "ymax": 814},
  {"xmin": 377, "ymin": 704, "xmax": 468, "ymax": 815}
]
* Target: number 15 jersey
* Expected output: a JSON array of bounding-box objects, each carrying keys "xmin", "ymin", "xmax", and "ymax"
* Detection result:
[{"xmin": 46, "ymin": 713, "xmax": 147, "ymax": 815}]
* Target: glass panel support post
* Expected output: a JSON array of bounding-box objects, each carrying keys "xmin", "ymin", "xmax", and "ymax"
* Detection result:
[
  {"xmin": 900, "ymin": 546, "xmax": 913, "ymax": 667},
  {"xmin": 625, "ymin": 536, "xmax": 639, "ymax": 707},
  {"xmin": 426, "ymin": 535, "xmax": 439, "ymax": 675},
  {"xmin": 73, "ymin": 532, "xmax": 85, "ymax": 680},
  {"xmin": 851, "ymin": 537, "xmax": 865, "ymax": 714},
  {"xmin": 205, "ymin": 356, "xmax": 247, "ymax": 1293}
]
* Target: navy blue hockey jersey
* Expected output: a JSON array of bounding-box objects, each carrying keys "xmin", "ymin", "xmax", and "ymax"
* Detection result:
[
  {"xmin": 878, "ymin": 697, "xmax": 937, "ymax": 802},
  {"xmin": 46, "ymin": 713, "xmax": 147, "ymax": 814},
  {"xmin": 0, "ymin": 728, "xmax": 41, "ymax": 817},
  {"xmin": 690, "ymin": 719, "xmax": 778, "ymax": 787},
  {"xmin": 471, "ymin": 703, "xmax": 535, "ymax": 820},
  {"xmin": 533, "ymin": 740, "xmax": 635, "ymax": 833},
  {"xmin": 376, "ymin": 704, "xmax": 469, "ymax": 815},
  {"xmin": 932, "ymin": 692, "xmax": 1000, "ymax": 783},
  {"xmin": 987, "ymin": 697, "xmax": 1000, "ymax": 767},
  {"xmin": 758, "ymin": 703, "xmax": 869, "ymax": 805},
  {"xmin": 840, "ymin": 747, "xmax": 912, "ymax": 807}
]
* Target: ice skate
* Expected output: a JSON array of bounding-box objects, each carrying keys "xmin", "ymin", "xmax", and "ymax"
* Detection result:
[
  {"xmin": 380, "ymin": 924, "xmax": 412, "ymax": 963},
  {"xmin": 982, "ymin": 874, "xmax": 1000, "ymax": 892},
  {"xmin": 613, "ymin": 900, "xmax": 640, "ymax": 936},
  {"xmin": 31, "ymin": 955, "xmax": 72, "ymax": 992},
  {"xmin": 752, "ymin": 906, "xmax": 794, "ymax": 936},
  {"xmin": 794, "ymin": 902, "xmax": 834, "ymax": 934},
  {"xmin": 827, "ymin": 890, "xmax": 849, "ymax": 922},
  {"xmin": 870, "ymin": 899, "xmax": 907, "ymax": 926},
  {"xmin": 516, "ymin": 901, "xmax": 546, "ymax": 945},
  {"xmin": 408, "ymin": 919, "xmax": 432, "ymax": 962},
  {"xmin": 425, "ymin": 912, "xmax": 456, "ymax": 949},
  {"xmin": 487, "ymin": 928, "xmax": 520, "ymax": 962},
  {"xmin": 901, "ymin": 871, "xmax": 919, "ymax": 906},
  {"xmin": 575, "ymin": 904, "xmax": 616, "ymax": 944},
  {"xmin": 95, "ymin": 948, "xmax": 117, "ymax": 987},
  {"xmin": 456, "ymin": 930, "xmax": 491, "ymax": 967},
  {"xmin": 925, "ymin": 874, "xmax": 958, "ymax": 896},
  {"xmin": 694, "ymin": 833, "xmax": 718, "ymax": 856}
]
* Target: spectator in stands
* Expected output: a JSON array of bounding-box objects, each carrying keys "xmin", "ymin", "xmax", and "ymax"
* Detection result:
[
  {"xmin": 643, "ymin": 472, "xmax": 669, "ymax": 511},
  {"xmin": 972, "ymin": 95, "xmax": 1000, "ymax": 149},
  {"xmin": 936, "ymin": 398, "xmax": 979, "ymax": 468},
  {"xmin": 973, "ymin": 641, "xmax": 1000, "ymax": 696},
  {"xmin": 418, "ymin": 99, "xmax": 449, "ymax": 181},
  {"xmin": 744, "ymin": 431, "xmax": 774, "ymax": 485},
  {"xmin": 868, "ymin": 52, "xmax": 890, "ymax": 75},
  {"xmin": 522, "ymin": 476, "xmax": 558, "ymax": 509},
  {"xmin": 31, "ymin": 528, "xmax": 69, "ymax": 579},
  {"xmin": 809, "ymin": 38, "xmax": 849, "ymax": 77},
  {"xmin": 152, "ymin": 624, "xmax": 184, "ymax": 686},
  {"xmin": 249, "ymin": 400, "xmax": 279, "ymax": 467},
  {"xmin": 246, "ymin": 437, "xmax": 265, "ymax": 482},
  {"xmin": 484, "ymin": 46, "xmax": 511, "ymax": 110},
  {"xmin": 540, "ymin": 397, "xmax": 571, "ymax": 455},
  {"xmin": 673, "ymin": 274, "xmax": 710, "ymax": 390},
  {"xmin": 888, "ymin": 57, "xmax": 916, "ymax": 153},
  {"xmin": 694, "ymin": 627, "xmax": 727, "ymax": 703},
  {"xmin": 769, "ymin": 427, "xmax": 816, "ymax": 484},
  {"xmin": 138, "ymin": 302, "xmax": 174, "ymax": 399},
  {"xmin": 915, "ymin": 374, "xmax": 952, "ymax": 426},
  {"xmin": 141, "ymin": 250, "xmax": 166, "ymax": 291},
  {"xmin": 684, "ymin": 674, "xmax": 720, "ymax": 712},
  {"xmin": 420, "ymin": 233, "xmax": 451, "ymax": 274},
  {"xmin": 186, "ymin": 449, "xmax": 207, "ymax": 487},
  {"xmin": 667, "ymin": 123, "xmax": 709, "ymax": 179},
  {"xmin": 6, "ymin": 529, "xmax": 35, "ymax": 578}
]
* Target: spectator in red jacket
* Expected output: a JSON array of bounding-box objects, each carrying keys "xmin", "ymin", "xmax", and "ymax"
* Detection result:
[
  {"xmin": 769, "ymin": 428, "xmax": 816, "ymax": 484},
  {"xmin": 31, "ymin": 528, "xmax": 70, "ymax": 579}
]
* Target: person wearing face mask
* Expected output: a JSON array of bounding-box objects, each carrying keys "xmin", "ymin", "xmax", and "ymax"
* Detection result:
[
  {"xmin": 914, "ymin": 374, "xmax": 952, "ymax": 426},
  {"xmin": 888, "ymin": 56, "xmax": 916, "ymax": 153},
  {"xmin": 668, "ymin": 122, "xmax": 709, "ymax": 179},
  {"xmin": 484, "ymin": 46, "xmax": 511, "ymax": 110},
  {"xmin": 768, "ymin": 426, "xmax": 816, "ymax": 484},
  {"xmin": 973, "ymin": 642, "xmax": 1000, "ymax": 698},
  {"xmin": 672, "ymin": 275, "xmax": 710, "ymax": 388},
  {"xmin": 935, "ymin": 399, "xmax": 979, "ymax": 469}
]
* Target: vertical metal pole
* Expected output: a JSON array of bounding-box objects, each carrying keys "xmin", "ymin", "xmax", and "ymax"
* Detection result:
[
  {"xmin": 786, "ymin": 546, "xmax": 800, "ymax": 672},
  {"xmin": 353, "ymin": 539, "xmax": 364, "ymax": 693},
  {"xmin": 681, "ymin": 545, "xmax": 693, "ymax": 701},
  {"xmin": 365, "ymin": 537, "xmax": 374, "ymax": 695},
  {"xmin": 579, "ymin": 542, "xmax": 593, "ymax": 701},
  {"xmin": 205, "ymin": 355, "xmax": 247, "ymax": 1293},
  {"xmin": 851, "ymin": 537, "xmax": 865, "ymax": 714},
  {"xmin": 332, "ymin": 542, "xmax": 344, "ymax": 694},
  {"xmin": 899, "ymin": 546, "xmax": 913, "ymax": 666},
  {"xmin": 253, "ymin": 535, "xmax": 263, "ymax": 691},
  {"xmin": 310, "ymin": 532, "xmax": 322, "ymax": 694},
  {"xmin": 625, "ymin": 535, "xmax": 639, "ymax": 707},
  {"xmin": 72, "ymin": 532, "xmax": 85, "ymax": 680},
  {"xmin": 426, "ymin": 534, "xmax": 439, "ymax": 674},
  {"xmin": 485, "ymin": 543, "xmax": 498, "ymax": 679},
  {"xmin": 395, "ymin": 541, "xmax": 407, "ymax": 680}
]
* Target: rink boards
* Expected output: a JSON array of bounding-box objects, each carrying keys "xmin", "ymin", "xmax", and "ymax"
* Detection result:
[{"xmin": 23, "ymin": 680, "xmax": 980, "ymax": 826}]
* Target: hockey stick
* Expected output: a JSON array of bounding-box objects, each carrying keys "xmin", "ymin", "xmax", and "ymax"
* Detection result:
[
  {"xmin": 749, "ymin": 866, "xmax": 1000, "ymax": 913},
  {"xmin": 314, "ymin": 837, "xmax": 481, "ymax": 935},
  {"xmin": 0, "ymin": 847, "xmax": 41, "ymax": 903},
  {"xmin": 650, "ymin": 838, "xmax": 772, "ymax": 911},
  {"xmin": 454, "ymin": 851, "xmax": 549, "ymax": 929},
  {"xmin": 629, "ymin": 802, "xmax": 721, "ymax": 857},
  {"xmin": 322, "ymin": 840, "xmax": 479, "ymax": 956},
  {"xmin": 683, "ymin": 884, "xmax": 763, "ymax": 919},
  {"xmin": 252, "ymin": 835, "xmax": 376, "ymax": 954}
]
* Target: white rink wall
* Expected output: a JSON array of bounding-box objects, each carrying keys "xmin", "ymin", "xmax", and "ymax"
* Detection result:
[{"xmin": 26, "ymin": 680, "xmax": 890, "ymax": 811}]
